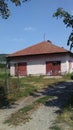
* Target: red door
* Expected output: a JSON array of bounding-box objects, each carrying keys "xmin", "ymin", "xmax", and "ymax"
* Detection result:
[
  {"xmin": 46, "ymin": 62, "xmax": 53, "ymax": 75},
  {"xmin": 52, "ymin": 62, "xmax": 61, "ymax": 75},
  {"xmin": 46, "ymin": 61, "xmax": 61, "ymax": 76},
  {"xmin": 15, "ymin": 63, "xmax": 27, "ymax": 76}
]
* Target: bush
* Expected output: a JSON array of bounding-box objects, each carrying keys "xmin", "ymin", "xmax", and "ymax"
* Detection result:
[{"xmin": 63, "ymin": 73, "xmax": 73, "ymax": 80}]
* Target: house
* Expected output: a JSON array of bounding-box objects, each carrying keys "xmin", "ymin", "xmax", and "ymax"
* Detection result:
[{"xmin": 7, "ymin": 40, "xmax": 73, "ymax": 76}]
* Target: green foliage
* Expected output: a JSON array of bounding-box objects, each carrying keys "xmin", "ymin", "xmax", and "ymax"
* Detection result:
[
  {"xmin": 20, "ymin": 104, "xmax": 34, "ymax": 113},
  {"xmin": 0, "ymin": 54, "xmax": 7, "ymax": 62},
  {"xmin": 53, "ymin": 8, "xmax": 73, "ymax": 28},
  {"xmin": 53, "ymin": 8, "xmax": 73, "ymax": 50},
  {"xmin": 67, "ymin": 32, "xmax": 73, "ymax": 50},
  {"xmin": 63, "ymin": 72, "xmax": 73, "ymax": 80},
  {"xmin": 0, "ymin": 63, "xmax": 5, "ymax": 68},
  {"xmin": 50, "ymin": 125, "xmax": 61, "ymax": 130},
  {"xmin": 0, "ymin": 0, "xmax": 29, "ymax": 19},
  {"xmin": 35, "ymin": 95, "xmax": 53, "ymax": 104},
  {"xmin": 0, "ymin": 75, "xmax": 64, "ymax": 107},
  {"xmin": 0, "ymin": 85, "xmax": 9, "ymax": 108},
  {"xmin": 0, "ymin": 0, "xmax": 10, "ymax": 19}
]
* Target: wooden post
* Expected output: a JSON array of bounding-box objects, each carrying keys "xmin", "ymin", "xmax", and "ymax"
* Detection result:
[{"xmin": 5, "ymin": 63, "xmax": 10, "ymax": 94}]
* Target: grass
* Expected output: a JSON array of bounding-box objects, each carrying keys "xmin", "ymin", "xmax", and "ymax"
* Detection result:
[
  {"xmin": 20, "ymin": 104, "xmax": 34, "ymax": 113},
  {"xmin": 0, "ymin": 73, "xmax": 64, "ymax": 107},
  {"xmin": 50, "ymin": 125, "xmax": 61, "ymax": 130},
  {"xmin": 7, "ymin": 75, "xmax": 64, "ymax": 102},
  {"xmin": 63, "ymin": 72, "xmax": 73, "ymax": 80},
  {"xmin": 58, "ymin": 94, "xmax": 73, "ymax": 125},
  {"xmin": 50, "ymin": 94, "xmax": 73, "ymax": 130},
  {"xmin": 35, "ymin": 95, "xmax": 53, "ymax": 104},
  {"xmin": 0, "ymin": 73, "xmax": 72, "ymax": 106}
]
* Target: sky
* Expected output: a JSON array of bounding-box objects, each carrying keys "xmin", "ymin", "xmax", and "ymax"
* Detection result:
[{"xmin": 0, "ymin": 0, "xmax": 73, "ymax": 54}]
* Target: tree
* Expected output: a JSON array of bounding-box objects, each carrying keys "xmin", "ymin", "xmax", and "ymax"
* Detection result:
[
  {"xmin": 0, "ymin": 0, "xmax": 29, "ymax": 19},
  {"xmin": 53, "ymin": 8, "xmax": 73, "ymax": 50}
]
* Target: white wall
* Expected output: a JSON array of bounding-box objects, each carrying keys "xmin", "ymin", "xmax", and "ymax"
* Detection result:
[
  {"xmin": 10, "ymin": 63, "xmax": 15, "ymax": 76},
  {"xmin": 27, "ymin": 60, "xmax": 45, "ymax": 75},
  {"xmin": 9, "ymin": 53, "xmax": 73, "ymax": 76},
  {"xmin": 67, "ymin": 55, "xmax": 73, "ymax": 73}
]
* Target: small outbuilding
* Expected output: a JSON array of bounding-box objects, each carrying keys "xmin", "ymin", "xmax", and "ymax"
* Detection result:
[{"xmin": 7, "ymin": 40, "xmax": 73, "ymax": 76}]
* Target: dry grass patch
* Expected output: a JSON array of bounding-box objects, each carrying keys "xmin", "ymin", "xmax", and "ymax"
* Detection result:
[{"xmin": 4, "ymin": 104, "xmax": 34, "ymax": 126}]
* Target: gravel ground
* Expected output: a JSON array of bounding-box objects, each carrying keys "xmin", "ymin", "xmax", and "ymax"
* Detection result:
[
  {"xmin": 0, "ymin": 96, "xmax": 59, "ymax": 130},
  {"xmin": 21, "ymin": 105, "xmax": 59, "ymax": 130},
  {"xmin": 0, "ymin": 104, "xmax": 59, "ymax": 130}
]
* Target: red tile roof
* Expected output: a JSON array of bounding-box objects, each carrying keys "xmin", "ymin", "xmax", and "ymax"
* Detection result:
[{"xmin": 8, "ymin": 41, "xmax": 69, "ymax": 57}]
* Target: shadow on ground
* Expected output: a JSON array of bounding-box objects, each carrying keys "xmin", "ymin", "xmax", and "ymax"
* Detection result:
[
  {"xmin": 31, "ymin": 81, "xmax": 73, "ymax": 111},
  {"xmin": 0, "ymin": 86, "xmax": 9, "ymax": 108}
]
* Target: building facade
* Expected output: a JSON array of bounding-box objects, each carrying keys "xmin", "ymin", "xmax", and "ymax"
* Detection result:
[{"xmin": 7, "ymin": 41, "xmax": 73, "ymax": 76}]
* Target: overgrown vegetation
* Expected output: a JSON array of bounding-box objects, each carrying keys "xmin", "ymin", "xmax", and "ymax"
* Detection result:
[
  {"xmin": 0, "ymin": 71, "xmax": 73, "ymax": 107},
  {"xmin": 0, "ymin": 69, "xmax": 10, "ymax": 108},
  {"xmin": 63, "ymin": 72, "xmax": 73, "ymax": 80},
  {"xmin": 6, "ymin": 75, "xmax": 64, "ymax": 102}
]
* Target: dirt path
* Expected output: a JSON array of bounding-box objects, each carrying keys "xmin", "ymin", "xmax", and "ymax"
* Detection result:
[
  {"xmin": 0, "ymin": 97, "xmax": 59, "ymax": 130},
  {"xmin": 0, "ymin": 80, "xmax": 73, "ymax": 130},
  {"xmin": 0, "ymin": 96, "xmax": 40, "ymax": 124}
]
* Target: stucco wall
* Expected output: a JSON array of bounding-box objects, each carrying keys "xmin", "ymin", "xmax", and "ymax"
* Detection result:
[
  {"xmin": 9, "ymin": 53, "xmax": 73, "ymax": 76},
  {"xmin": 67, "ymin": 55, "xmax": 73, "ymax": 73},
  {"xmin": 10, "ymin": 63, "xmax": 15, "ymax": 76},
  {"xmin": 27, "ymin": 60, "xmax": 45, "ymax": 75}
]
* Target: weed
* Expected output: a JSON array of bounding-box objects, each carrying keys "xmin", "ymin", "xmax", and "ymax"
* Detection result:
[
  {"xmin": 63, "ymin": 72, "xmax": 73, "ymax": 80},
  {"xmin": 50, "ymin": 125, "xmax": 61, "ymax": 130},
  {"xmin": 20, "ymin": 104, "xmax": 34, "ymax": 113},
  {"xmin": 35, "ymin": 95, "xmax": 54, "ymax": 104}
]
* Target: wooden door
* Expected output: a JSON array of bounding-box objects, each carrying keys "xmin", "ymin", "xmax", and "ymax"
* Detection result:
[
  {"xmin": 46, "ymin": 61, "xmax": 61, "ymax": 76},
  {"xmin": 15, "ymin": 63, "xmax": 27, "ymax": 76},
  {"xmin": 46, "ymin": 62, "xmax": 53, "ymax": 75},
  {"xmin": 52, "ymin": 62, "xmax": 61, "ymax": 75}
]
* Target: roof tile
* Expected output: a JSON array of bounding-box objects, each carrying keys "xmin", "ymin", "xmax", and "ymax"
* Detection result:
[{"xmin": 8, "ymin": 41, "xmax": 69, "ymax": 57}]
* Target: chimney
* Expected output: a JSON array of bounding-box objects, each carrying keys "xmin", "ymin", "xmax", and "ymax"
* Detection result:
[{"xmin": 47, "ymin": 40, "xmax": 52, "ymax": 43}]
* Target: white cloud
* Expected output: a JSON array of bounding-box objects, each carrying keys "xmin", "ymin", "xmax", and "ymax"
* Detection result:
[
  {"xmin": 12, "ymin": 38, "xmax": 24, "ymax": 42},
  {"xmin": 24, "ymin": 27, "xmax": 35, "ymax": 31}
]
